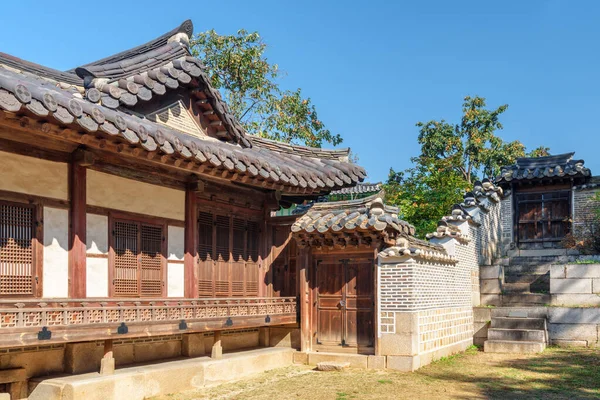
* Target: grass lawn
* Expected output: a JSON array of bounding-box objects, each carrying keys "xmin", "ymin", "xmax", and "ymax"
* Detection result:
[{"xmin": 154, "ymin": 347, "xmax": 600, "ymax": 400}]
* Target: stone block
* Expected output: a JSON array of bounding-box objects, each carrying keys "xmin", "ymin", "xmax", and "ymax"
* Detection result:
[
  {"xmin": 491, "ymin": 306, "xmax": 548, "ymax": 319},
  {"xmin": 394, "ymin": 311, "xmax": 419, "ymax": 334},
  {"xmin": 481, "ymin": 279, "xmax": 502, "ymax": 294},
  {"xmin": 386, "ymin": 355, "xmax": 419, "ymax": 372},
  {"xmin": 292, "ymin": 352, "xmax": 308, "ymax": 364},
  {"xmin": 367, "ymin": 355, "xmax": 386, "ymax": 370},
  {"xmin": 548, "ymin": 307, "xmax": 600, "ymax": 324},
  {"xmin": 222, "ymin": 330, "xmax": 259, "ymax": 351},
  {"xmin": 565, "ymin": 264, "xmax": 600, "ymax": 278},
  {"xmin": 64, "ymin": 342, "xmax": 102, "ymax": 374},
  {"xmin": 593, "ymin": 279, "xmax": 600, "ymax": 294},
  {"xmin": 316, "ymin": 361, "xmax": 349, "ymax": 371},
  {"xmin": 550, "ymin": 278, "xmax": 592, "ymax": 294},
  {"xmin": 473, "ymin": 307, "xmax": 491, "ymax": 322},
  {"xmin": 307, "ymin": 353, "xmax": 367, "ymax": 369},
  {"xmin": 551, "ymin": 339, "xmax": 588, "ymax": 347},
  {"xmin": 480, "ymin": 265, "xmax": 503, "ymax": 280},
  {"xmin": 182, "ymin": 333, "xmax": 206, "ymax": 357},
  {"xmin": 270, "ymin": 327, "xmax": 301, "ymax": 349},
  {"xmin": 0, "ymin": 394, "xmax": 9, "ymax": 400},
  {"xmin": 134, "ymin": 340, "xmax": 181, "ymax": 364},
  {"xmin": 480, "ymin": 294, "xmax": 502, "ymax": 306},
  {"xmin": 379, "ymin": 333, "xmax": 418, "ymax": 356},
  {"xmin": 551, "ymin": 294, "xmax": 600, "ymax": 307},
  {"xmin": 484, "ymin": 340, "xmax": 545, "ymax": 353},
  {"xmin": 99, "ymin": 357, "xmax": 115, "ymax": 375},
  {"xmin": 114, "ymin": 344, "xmax": 134, "ymax": 366},
  {"xmin": 550, "ymin": 265, "xmax": 566, "ymax": 279},
  {"xmin": 548, "ymin": 323, "xmax": 598, "ymax": 342},
  {"xmin": 473, "ymin": 322, "xmax": 490, "ymax": 338}
]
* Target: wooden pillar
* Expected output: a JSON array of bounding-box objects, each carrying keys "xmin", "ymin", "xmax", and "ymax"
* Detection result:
[
  {"xmin": 69, "ymin": 152, "xmax": 89, "ymax": 299},
  {"xmin": 298, "ymin": 247, "xmax": 311, "ymax": 352},
  {"xmin": 211, "ymin": 331, "xmax": 222, "ymax": 359},
  {"xmin": 184, "ymin": 180, "xmax": 200, "ymax": 298},
  {"xmin": 100, "ymin": 339, "xmax": 115, "ymax": 375}
]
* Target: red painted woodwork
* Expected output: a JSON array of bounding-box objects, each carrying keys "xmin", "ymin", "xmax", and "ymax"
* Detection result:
[
  {"xmin": 196, "ymin": 210, "xmax": 261, "ymax": 297},
  {"xmin": 315, "ymin": 258, "xmax": 374, "ymax": 349},
  {"xmin": 184, "ymin": 186, "xmax": 198, "ymax": 298},
  {"xmin": 69, "ymin": 163, "xmax": 86, "ymax": 298},
  {"xmin": 0, "ymin": 202, "xmax": 37, "ymax": 296},
  {"xmin": 111, "ymin": 218, "xmax": 166, "ymax": 297}
]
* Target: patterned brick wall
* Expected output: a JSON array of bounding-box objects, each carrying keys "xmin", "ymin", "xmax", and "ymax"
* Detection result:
[
  {"xmin": 500, "ymin": 196, "xmax": 513, "ymax": 255},
  {"xmin": 379, "ymin": 259, "xmax": 472, "ymax": 311},
  {"xmin": 418, "ymin": 307, "xmax": 473, "ymax": 352},
  {"xmin": 573, "ymin": 187, "xmax": 600, "ymax": 237}
]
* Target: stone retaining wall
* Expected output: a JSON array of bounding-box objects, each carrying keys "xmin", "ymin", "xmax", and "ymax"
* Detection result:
[
  {"xmin": 550, "ymin": 263, "xmax": 600, "ymax": 306},
  {"xmin": 474, "ymin": 306, "xmax": 600, "ymax": 347}
]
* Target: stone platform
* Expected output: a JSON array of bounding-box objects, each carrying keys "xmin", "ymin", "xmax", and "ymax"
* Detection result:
[{"xmin": 28, "ymin": 347, "xmax": 294, "ymax": 400}]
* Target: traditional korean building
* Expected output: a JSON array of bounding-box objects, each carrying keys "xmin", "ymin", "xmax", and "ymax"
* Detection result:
[{"xmin": 0, "ymin": 20, "xmax": 367, "ymax": 398}]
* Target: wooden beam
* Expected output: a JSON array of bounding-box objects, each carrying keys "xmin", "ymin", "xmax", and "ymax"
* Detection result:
[
  {"xmin": 69, "ymin": 159, "xmax": 87, "ymax": 298},
  {"xmin": 184, "ymin": 181, "xmax": 199, "ymax": 298}
]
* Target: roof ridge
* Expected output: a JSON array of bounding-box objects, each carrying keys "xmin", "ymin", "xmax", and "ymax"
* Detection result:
[
  {"xmin": 72, "ymin": 20, "xmax": 193, "ymax": 73},
  {"xmin": 248, "ymin": 135, "xmax": 350, "ymax": 160}
]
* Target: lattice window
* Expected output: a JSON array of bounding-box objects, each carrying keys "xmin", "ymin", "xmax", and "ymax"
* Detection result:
[
  {"xmin": 112, "ymin": 219, "xmax": 164, "ymax": 297},
  {"xmin": 0, "ymin": 202, "xmax": 35, "ymax": 296},
  {"xmin": 140, "ymin": 224, "xmax": 163, "ymax": 296},
  {"xmin": 197, "ymin": 210, "xmax": 261, "ymax": 297}
]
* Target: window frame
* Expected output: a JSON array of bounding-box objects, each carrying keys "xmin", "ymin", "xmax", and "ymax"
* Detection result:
[
  {"xmin": 0, "ymin": 198, "xmax": 43, "ymax": 298},
  {"xmin": 108, "ymin": 212, "xmax": 168, "ymax": 298}
]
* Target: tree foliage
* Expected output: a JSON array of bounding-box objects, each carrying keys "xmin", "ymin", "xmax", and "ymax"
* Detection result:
[
  {"xmin": 384, "ymin": 96, "xmax": 550, "ymax": 237},
  {"xmin": 191, "ymin": 29, "xmax": 341, "ymax": 147}
]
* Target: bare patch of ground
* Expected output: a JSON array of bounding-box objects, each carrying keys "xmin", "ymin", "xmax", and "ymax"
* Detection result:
[{"xmin": 152, "ymin": 347, "xmax": 600, "ymax": 400}]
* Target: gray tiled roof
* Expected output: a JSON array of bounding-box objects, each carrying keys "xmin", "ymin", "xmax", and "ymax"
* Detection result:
[
  {"xmin": 496, "ymin": 152, "xmax": 592, "ymax": 183},
  {"xmin": 330, "ymin": 182, "xmax": 382, "ymax": 196},
  {"xmin": 0, "ymin": 20, "xmax": 366, "ymax": 195},
  {"xmin": 291, "ymin": 192, "xmax": 415, "ymax": 236}
]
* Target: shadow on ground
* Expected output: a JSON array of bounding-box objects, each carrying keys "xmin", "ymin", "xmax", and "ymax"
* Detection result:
[{"xmin": 418, "ymin": 347, "xmax": 600, "ymax": 399}]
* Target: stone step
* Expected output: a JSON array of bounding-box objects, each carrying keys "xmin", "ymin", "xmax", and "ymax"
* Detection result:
[
  {"xmin": 504, "ymin": 274, "xmax": 546, "ymax": 284},
  {"xmin": 488, "ymin": 328, "xmax": 546, "ymax": 342},
  {"xmin": 502, "ymin": 283, "xmax": 530, "ymax": 293},
  {"xmin": 504, "ymin": 264, "xmax": 553, "ymax": 275},
  {"xmin": 502, "ymin": 293, "xmax": 550, "ymax": 306},
  {"xmin": 509, "ymin": 256, "xmax": 567, "ymax": 267},
  {"xmin": 484, "ymin": 340, "xmax": 546, "ymax": 354},
  {"xmin": 490, "ymin": 317, "xmax": 546, "ymax": 330}
]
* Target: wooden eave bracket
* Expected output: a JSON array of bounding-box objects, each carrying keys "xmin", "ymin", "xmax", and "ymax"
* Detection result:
[{"xmin": 73, "ymin": 147, "xmax": 95, "ymax": 167}]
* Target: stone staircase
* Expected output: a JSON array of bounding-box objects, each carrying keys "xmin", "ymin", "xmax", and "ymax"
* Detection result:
[
  {"xmin": 484, "ymin": 311, "xmax": 548, "ymax": 353},
  {"xmin": 481, "ymin": 254, "xmax": 573, "ymax": 307}
]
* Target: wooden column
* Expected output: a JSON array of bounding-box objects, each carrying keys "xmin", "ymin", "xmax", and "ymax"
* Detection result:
[
  {"xmin": 184, "ymin": 180, "xmax": 201, "ymax": 298},
  {"xmin": 69, "ymin": 151, "xmax": 90, "ymax": 299},
  {"xmin": 298, "ymin": 247, "xmax": 311, "ymax": 352}
]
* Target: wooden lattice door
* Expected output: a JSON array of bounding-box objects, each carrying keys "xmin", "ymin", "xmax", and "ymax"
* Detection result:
[
  {"xmin": 0, "ymin": 202, "xmax": 38, "ymax": 297},
  {"xmin": 111, "ymin": 218, "xmax": 165, "ymax": 297}
]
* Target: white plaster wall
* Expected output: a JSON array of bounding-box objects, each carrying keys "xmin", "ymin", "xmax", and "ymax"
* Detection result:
[
  {"xmin": 86, "ymin": 257, "xmax": 109, "ymax": 297},
  {"xmin": 43, "ymin": 207, "xmax": 69, "ymax": 298},
  {"xmin": 86, "ymin": 213, "xmax": 108, "ymax": 255},
  {"xmin": 167, "ymin": 263, "xmax": 184, "ymax": 297},
  {"xmin": 168, "ymin": 225, "xmax": 184, "ymax": 261},
  {"xmin": 0, "ymin": 151, "xmax": 68, "ymax": 200},
  {"xmin": 87, "ymin": 170, "xmax": 185, "ymax": 221}
]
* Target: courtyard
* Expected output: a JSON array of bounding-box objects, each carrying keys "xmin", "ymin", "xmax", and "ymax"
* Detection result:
[{"xmin": 152, "ymin": 347, "xmax": 600, "ymax": 400}]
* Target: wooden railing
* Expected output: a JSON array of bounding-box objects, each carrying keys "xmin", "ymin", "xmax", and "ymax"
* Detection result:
[{"xmin": 0, "ymin": 297, "xmax": 297, "ymax": 347}]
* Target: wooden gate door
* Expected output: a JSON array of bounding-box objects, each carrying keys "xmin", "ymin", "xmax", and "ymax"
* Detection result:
[
  {"xmin": 315, "ymin": 258, "xmax": 374, "ymax": 352},
  {"xmin": 516, "ymin": 190, "xmax": 571, "ymax": 247}
]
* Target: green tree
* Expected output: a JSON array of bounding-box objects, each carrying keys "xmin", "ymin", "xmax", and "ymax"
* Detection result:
[
  {"xmin": 385, "ymin": 96, "xmax": 549, "ymax": 237},
  {"xmin": 191, "ymin": 29, "xmax": 341, "ymax": 147}
]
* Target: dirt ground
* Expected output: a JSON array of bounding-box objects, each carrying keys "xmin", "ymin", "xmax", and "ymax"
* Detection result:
[{"xmin": 152, "ymin": 347, "xmax": 600, "ymax": 400}]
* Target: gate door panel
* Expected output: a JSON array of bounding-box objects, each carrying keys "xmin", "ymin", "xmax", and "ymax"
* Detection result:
[
  {"xmin": 316, "ymin": 258, "xmax": 374, "ymax": 348},
  {"xmin": 516, "ymin": 190, "xmax": 571, "ymax": 245},
  {"xmin": 316, "ymin": 260, "xmax": 344, "ymax": 345}
]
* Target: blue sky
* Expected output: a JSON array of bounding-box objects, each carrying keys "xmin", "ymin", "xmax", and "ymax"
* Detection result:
[{"xmin": 1, "ymin": 1, "xmax": 598, "ymax": 183}]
